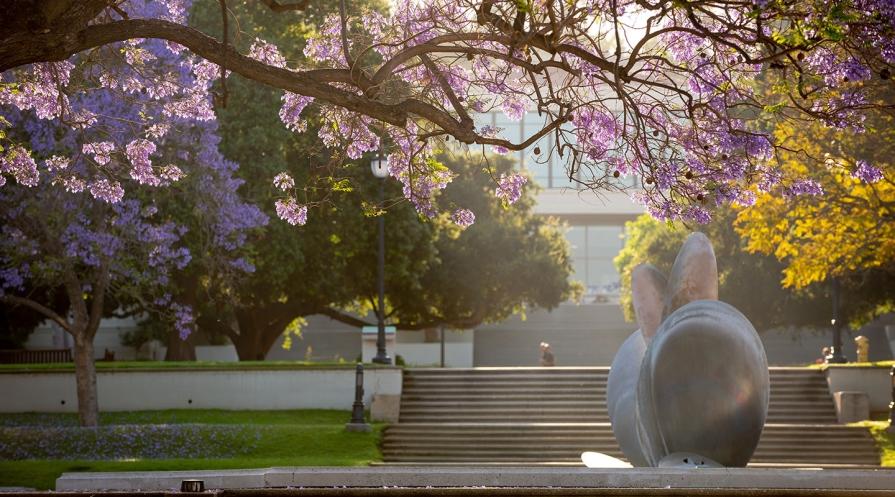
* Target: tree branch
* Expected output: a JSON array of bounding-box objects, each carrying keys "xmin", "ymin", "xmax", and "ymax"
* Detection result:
[
  {"xmin": 320, "ymin": 307, "xmax": 372, "ymax": 328},
  {"xmin": 258, "ymin": 0, "xmax": 309, "ymax": 13},
  {"xmin": 0, "ymin": 19, "xmax": 410, "ymax": 126},
  {"xmin": 0, "ymin": 294, "xmax": 71, "ymax": 332}
]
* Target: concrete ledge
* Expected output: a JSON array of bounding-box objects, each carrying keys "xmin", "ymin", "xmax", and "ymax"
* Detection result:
[
  {"xmin": 56, "ymin": 469, "xmax": 266, "ymax": 491},
  {"xmin": 56, "ymin": 467, "xmax": 895, "ymax": 492}
]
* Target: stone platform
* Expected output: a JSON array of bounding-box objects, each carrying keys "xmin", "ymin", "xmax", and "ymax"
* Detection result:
[{"xmin": 53, "ymin": 467, "xmax": 895, "ymax": 495}]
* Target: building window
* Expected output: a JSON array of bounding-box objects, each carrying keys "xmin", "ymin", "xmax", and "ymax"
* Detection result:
[
  {"xmin": 484, "ymin": 112, "xmax": 640, "ymax": 190},
  {"xmin": 567, "ymin": 225, "xmax": 625, "ymax": 302}
]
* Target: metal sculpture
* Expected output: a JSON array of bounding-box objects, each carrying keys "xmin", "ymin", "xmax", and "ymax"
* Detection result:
[{"xmin": 605, "ymin": 232, "xmax": 769, "ymax": 468}]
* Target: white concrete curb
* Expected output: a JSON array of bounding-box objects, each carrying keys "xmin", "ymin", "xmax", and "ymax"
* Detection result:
[{"xmin": 56, "ymin": 467, "xmax": 895, "ymax": 492}]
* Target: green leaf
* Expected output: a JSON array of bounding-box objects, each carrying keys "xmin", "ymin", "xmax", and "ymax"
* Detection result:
[{"xmin": 330, "ymin": 178, "xmax": 353, "ymax": 192}]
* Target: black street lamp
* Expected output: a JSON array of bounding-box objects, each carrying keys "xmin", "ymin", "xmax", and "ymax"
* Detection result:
[
  {"xmin": 825, "ymin": 277, "xmax": 848, "ymax": 364},
  {"xmin": 370, "ymin": 153, "xmax": 392, "ymax": 365}
]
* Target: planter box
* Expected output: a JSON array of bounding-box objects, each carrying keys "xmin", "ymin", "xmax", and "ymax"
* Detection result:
[{"xmin": 825, "ymin": 365, "xmax": 892, "ymax": 413}]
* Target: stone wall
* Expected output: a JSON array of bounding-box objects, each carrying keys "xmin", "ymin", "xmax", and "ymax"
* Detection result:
[{"xmin": 0, "ymin": 366, "xmax": 402, "ymax": 413}]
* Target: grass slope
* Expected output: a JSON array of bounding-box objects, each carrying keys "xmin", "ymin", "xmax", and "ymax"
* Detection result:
[
  {"xmin": 854, "ymin": 421, "xmax": 895, "ymax": 466},
  {"xmin": 0, "ymin": 410, "xmax": 381, "ymax": 490}
]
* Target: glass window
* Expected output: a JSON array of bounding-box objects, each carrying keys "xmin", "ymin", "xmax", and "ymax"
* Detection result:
[
  {"xmin": 477, "ymin": 112, "xmax": 630, "ymax": 190},
  {"xmin": 566, "ymin": 225, "xmax": 624, "ymax": 301},
  {"xmin": 566, "ymin": 226, "xmax": 588, "ymax": 259},
  {"xmin": 588, "ymin": 226, "xmax": 623, "ymax": 251}
]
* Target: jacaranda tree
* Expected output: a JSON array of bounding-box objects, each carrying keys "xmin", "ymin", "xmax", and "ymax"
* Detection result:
[
  {"xmin": 0, "ymin": 0, "xmax": 265, "ymax": 427},
  {"xmin": 2, "ymin": 0, "xmax": 894, "ymax": 224}
]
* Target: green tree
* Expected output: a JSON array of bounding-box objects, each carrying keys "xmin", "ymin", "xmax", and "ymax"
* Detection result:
[
  {"xmin": 186, "ymin": 0, "xmax": 575, "ymax": 360},
  {"xmin": 614, "ymin": 211, "xmax": 830, "ymax": 332},
  {"xmin": 378, "ymin": 153, "xmax": 576, "ymax": 330}
]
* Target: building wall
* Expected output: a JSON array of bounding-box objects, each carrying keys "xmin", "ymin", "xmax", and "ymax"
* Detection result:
[
  {"xmin": 474, "ymin": 303, "xmax": 636, "ymax": 366},
  {"xmin": 25, "ymin": 317, "xmax": 141, "ymax": 361},
  {"xmin": 266, "ymin": 315, "xmax": 362, "ymax": 362}
]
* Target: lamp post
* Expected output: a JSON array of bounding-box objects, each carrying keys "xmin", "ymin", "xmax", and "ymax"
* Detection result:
[
  {"xmin": 346, "ymin": 363, "xmax": 371, "ymax": 432},
  {"xmin": 370, "ymin": 153, "xmax": 392, "ymax": 365},
  {"xmin": 825, "ymin": 277, "xmax": 848, "ymax": 364},
  {"xmin": 888, "ymin": 365, "xmax": 895, "ymax": 433}
]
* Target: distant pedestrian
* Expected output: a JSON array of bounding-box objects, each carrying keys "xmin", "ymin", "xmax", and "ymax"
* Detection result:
[
  {"xmin": 816, "ymin": 346, "xmax": 830, "ymax": 364},
  {"xmin": 539, "ymin": 342, "xmax": 555, "ymax": 367}
]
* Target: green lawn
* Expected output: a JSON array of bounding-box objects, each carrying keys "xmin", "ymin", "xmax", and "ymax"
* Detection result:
[
  {"xmin": 0, "ymin": 410, "xmax": 382, "ymax": 490},
  {"xmin": 854, "ymin": 421, "xmax": 895, "ymax": 466},
  {"xmin": 0, "ymin": 360, "xmax": 400, "ymax": 372}
]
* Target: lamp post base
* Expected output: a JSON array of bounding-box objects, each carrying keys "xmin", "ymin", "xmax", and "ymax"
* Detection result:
[
  {"xmin": 345, "ymin": 422, "xmax": 372, "ymax": 432},
  {"xmin": 372, "ymin": 354, "xmax": 392, "ymax": 365}
]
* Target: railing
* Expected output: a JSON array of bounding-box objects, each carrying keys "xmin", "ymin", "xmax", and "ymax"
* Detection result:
[{"xmin": 0, "ymin": 348, "xmax": 72, "ymax": 364}]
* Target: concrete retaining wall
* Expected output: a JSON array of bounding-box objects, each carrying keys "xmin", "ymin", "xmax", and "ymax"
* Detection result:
[
  {"xmin": 825, "ymin": 365, "xmax": 892, "ymax": 412},
  {"xmin": 0, "ymin": 366, "xmax": 402, "ymax": 413}
]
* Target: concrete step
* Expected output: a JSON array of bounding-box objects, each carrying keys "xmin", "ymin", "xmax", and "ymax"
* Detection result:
[
  {"xmin": 373, "ymin": 461, "xmax": 889, "ymax": 469},
  {"xmin": 404, "ymin": 367, "xmax": 825, "ymax": 376},
  {"xmin": 401, "ymin": 390, "xmax": 835, "ymax": 398},
  {"xmin": 381, "ymin": 455, "xmax": 882, "ymax": 465},
  {"xmin": 382, "ymin": 447, "xmax": 879, "ymax": 458},
  {"xmin": 399, "ymin": 401, "xmax": 836, "ymax": 408},
  {"xmin": 398, "ymin": 413, "xmax": 837, "ymax": 421},
  {"xmin": 390, "ymin": 367, "xmax": 873, "ymax": 467}
]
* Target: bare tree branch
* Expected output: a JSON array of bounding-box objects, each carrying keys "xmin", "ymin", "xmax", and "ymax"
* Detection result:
[{"xmin": 0, "ymin": 294, "xmax": 71, "ymax": 332}]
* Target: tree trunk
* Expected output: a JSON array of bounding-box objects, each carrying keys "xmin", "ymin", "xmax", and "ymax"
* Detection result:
[
  {"xmin": 73, "ymin": 335, "xmax": 98, "ymax": 427},
  {"xmin": 232, "ymin": 324, "xmax": 266, "ymax": 361},
  {"xmin": 165, "ymin": 330, "xmax": 196, "ymax": 361},
  {"xmin": 166, "ymin": 272, "xmax": 199, "ymax": 361},
  {"xmin": 231, "ymin": 310, "xmax": 291, "ymax": 361}
]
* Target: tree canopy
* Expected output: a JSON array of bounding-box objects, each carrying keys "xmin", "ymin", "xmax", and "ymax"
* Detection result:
[
  {"xmin": 735, "ymin": 95, "xmax": 895, "ymax": 326},
  {"xmin": 2, "ymin": 0, "xmax": 894, "ymax": 224},
  {"xmin": 134, "ymin": 0, "xmax": 576, "ymax": 362},
  {"xmin": 0, "ymin": 4, "xmax": 264, "ymax": 425}
]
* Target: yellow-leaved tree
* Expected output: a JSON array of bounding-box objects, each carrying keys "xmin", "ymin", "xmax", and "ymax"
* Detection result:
[{"xmin": 735, "ymin": 102, "xmax": 895, "ymax": 325}]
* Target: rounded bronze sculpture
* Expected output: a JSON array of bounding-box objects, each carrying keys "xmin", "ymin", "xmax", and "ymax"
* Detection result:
[{"xmin": 606, "ymin": 233, "xmax": 769, "ymax": 468}]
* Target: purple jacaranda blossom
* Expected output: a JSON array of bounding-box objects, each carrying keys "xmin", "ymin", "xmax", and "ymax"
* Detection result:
[
  {"xmin": 82, "ymin": 142, "xmax": 115, "ymax": 166},
  {"xmin": 0, "ymin": 421, "xmax": 264, "ymax": 460},
  {"xmin": 495, "ymin": 173, "xmax": 528, "ymax": 205},
  {"xmin": 273, "ymin": 172, "xmax": 295, "ymax": 191},
  {"xmin": 88, "ymin": 179, "xmax": 125, "ymax": 204},
  {"xmin": 785, "ymin": 179, "xmax": 824, "ymax": 197},
  {"xmin": 451, "ymin": 208, "xmax": 476, "ymax": 228},
  {"xmin": 279, "ymin": 93, "xmax": 314, "ymax": 133},
  {"xmin": 44, "ymin": 155, "xmax": 70, "ymax": 172},
  {"xmin": 0, "ymin": 146, "xmax": 39, "ymax": 187},
  {"xmin": 275, "ymin": 197, "xmax": 308, "ymax": 226},
  {"xmin": 125, "ymin": 138, "xmax": 160, "ymax": 186},
  {"xmin": 249, "ymin": 38, "xmax": 287, "ymax": 69},
  {"xmin": 852, "ymin": 160, "xmax": 884, "ymax": 183}
]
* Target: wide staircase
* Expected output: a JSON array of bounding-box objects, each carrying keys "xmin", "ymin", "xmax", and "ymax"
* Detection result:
[{"xmin": 381, "ymin": 367, "xmax": 881, "ymax": 467}]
